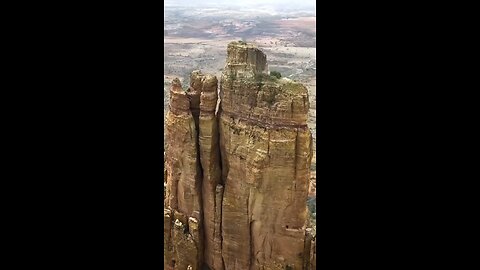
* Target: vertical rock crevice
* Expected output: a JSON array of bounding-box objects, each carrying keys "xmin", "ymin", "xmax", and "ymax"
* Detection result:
[{"xmin": 165, "ymin": 41, "xmax": 315, "ymax": 270}]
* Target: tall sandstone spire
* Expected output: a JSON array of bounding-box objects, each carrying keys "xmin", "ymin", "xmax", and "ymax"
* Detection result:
[{"xmin": 164, "ymin": 41, "xmax": 316, "ymax": 270}]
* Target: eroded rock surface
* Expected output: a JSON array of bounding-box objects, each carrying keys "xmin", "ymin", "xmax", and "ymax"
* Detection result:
[
  {"xmin": 164, "ymin": 78, "xmax": 204, "ymax": 269},
  {"xmin": 164, "ymin": 41, "xmax": 316, "ymax": 270},
  {"xmin": 219, "ymin": 41, "xmax": 313, "ymax": 270}
]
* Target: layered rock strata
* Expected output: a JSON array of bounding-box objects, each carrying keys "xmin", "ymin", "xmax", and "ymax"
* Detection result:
[
  {"xmin": 165, "ymin": 78, "xmax": 204, "ymax": 269},
  {"xmin": 218, "ymin": 42, "xmax": 313, "ymax": 270},
  {"xmin": 164, "ymin": 41, "xmax": 315, "ymax": 270}
]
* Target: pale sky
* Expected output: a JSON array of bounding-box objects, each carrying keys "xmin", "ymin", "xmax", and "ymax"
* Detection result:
[{"xmin": 164, "ymin": 0, "xmax": 315, "ymax": 9}]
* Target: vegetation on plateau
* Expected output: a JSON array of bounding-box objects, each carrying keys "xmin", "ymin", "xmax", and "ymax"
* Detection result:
[{"xmin": 270, "ymin": 71, "xmax": 282, "ymax": 79}]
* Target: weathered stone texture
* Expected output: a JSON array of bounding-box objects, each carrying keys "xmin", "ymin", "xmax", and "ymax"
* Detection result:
[
  {"xmin": 164, "ymin": 41, "xmax": 315, "ymax": 269},
  {"xmin": 219, "ymin": 41, "xmax": 313, "ymax": 270},
  {"xmin": 164, "ymin": 77, "xmax": 204, "ymax": 269},
  {"xmin": 165, "ymin": 78, "xmax": 202, "ymax": 219}
]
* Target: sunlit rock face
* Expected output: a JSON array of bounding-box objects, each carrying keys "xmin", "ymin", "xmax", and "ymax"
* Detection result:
[{"xmin": 164, "ymin": 41, "xmax": 315, "ymax": 270}]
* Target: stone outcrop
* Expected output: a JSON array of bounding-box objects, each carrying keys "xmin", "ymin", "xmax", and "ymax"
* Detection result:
[
  {"xmin": 164, "ymin": 77, "xmax": 204, "ymax": 269},
  {"xmin": 164, "ymin": 41, "xmax": 315, "ymax": 270}
]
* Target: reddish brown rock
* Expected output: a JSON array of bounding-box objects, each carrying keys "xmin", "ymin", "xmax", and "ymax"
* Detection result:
[
  {"xmin": 195, "ymin": 72, "xmax": 224, "ymax": 270},
  {"xmin": 165, "ymin": 78, "xmax": 202, "ymax": 219},
  {"xmin": 218, "ymin": 41, "xmax": 313, "ymax": 270},
  {"xmin": 164, "ymin": 209, "xmax": 173, "ymax": 269},
  {"xmin": 303, "ymin": 228, "xmax": 317, "ymax": 270},
  {"xmin": 171, "ymin": 212, "xmax": 201, "ymax": 270},
  {"xmin": 164, "ymin": 42, "xmax": 315, "ymax": 269},
  {"xmin": 164, "ymin": 78, "xmax": 204, "ymax": 269},
  {"xmin": 213, "ymin": 184, "xmax": 224, "ymax": 270}
]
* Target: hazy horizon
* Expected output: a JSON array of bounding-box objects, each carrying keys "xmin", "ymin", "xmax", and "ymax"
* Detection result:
[{"xmin": 164, "ymin": 0, "xmax": 315, "ymax": 10}]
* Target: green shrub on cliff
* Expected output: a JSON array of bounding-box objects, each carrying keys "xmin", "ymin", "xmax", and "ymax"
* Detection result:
[{"xmin": 270, "ymin": 71, "xmax": 282, "ymax": 79}]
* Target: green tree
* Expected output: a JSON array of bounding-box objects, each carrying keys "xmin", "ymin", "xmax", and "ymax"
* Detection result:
[{"xmin": 270, "ymin": 71, "xmax": 282, "ymax": 79}]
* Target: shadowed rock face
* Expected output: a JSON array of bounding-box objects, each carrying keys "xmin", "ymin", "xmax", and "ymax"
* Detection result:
[{"xmin": 164, "ymin": 41, "xmax": 315, "ymax": 270}]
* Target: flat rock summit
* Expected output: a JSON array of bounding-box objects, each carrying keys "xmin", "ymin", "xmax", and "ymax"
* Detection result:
[{"xmin": 164, "ymin": 41, "xmax": 316, "ymax": 270}]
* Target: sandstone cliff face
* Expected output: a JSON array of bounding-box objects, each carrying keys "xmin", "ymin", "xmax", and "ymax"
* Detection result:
[
  {"xmin": 164, "ymin": 41, "xmax": 315, "ymax": 270},
  {"xmin": 219, "ymin": 42, "xmax": 313, "ymax": 270},
  {"xmin": 165, "ymin": 78, "xmax": 204, "ymax": 269}
]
